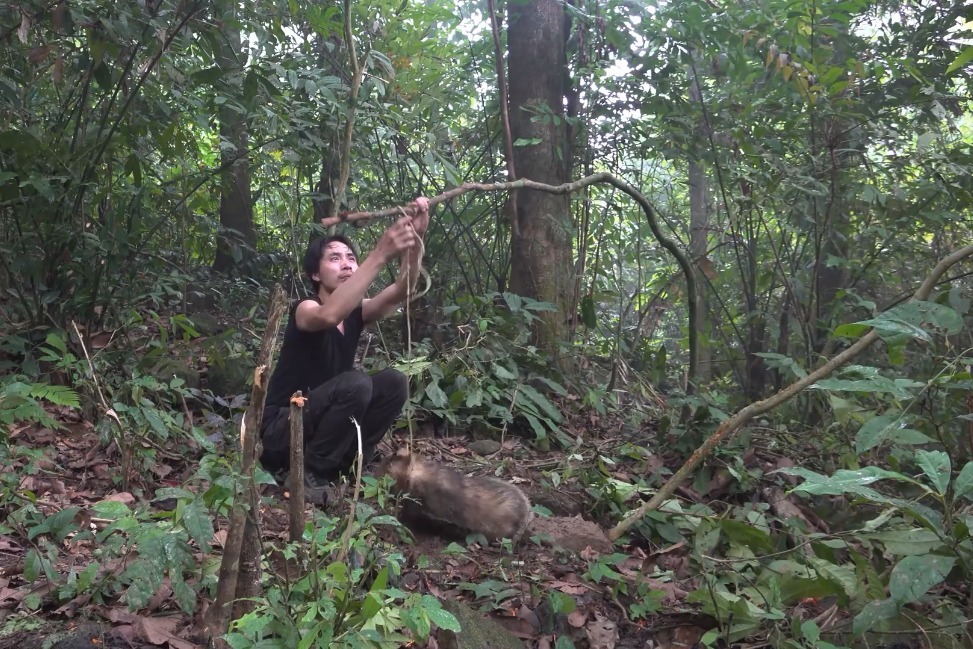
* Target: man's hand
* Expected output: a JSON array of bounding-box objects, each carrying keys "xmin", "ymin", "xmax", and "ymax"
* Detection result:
[
  {"xmin": 374, "ymin": 214, "xmax": 419, "ymax": 263},
  {"xmin": 411, "ymin": 197, "xmax": 430, "ymax": 237}
]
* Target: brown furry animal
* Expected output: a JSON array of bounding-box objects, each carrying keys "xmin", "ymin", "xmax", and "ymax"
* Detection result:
[{"xmin": 375, "ymin": 448, "xmax": 532, "ymax": 543}]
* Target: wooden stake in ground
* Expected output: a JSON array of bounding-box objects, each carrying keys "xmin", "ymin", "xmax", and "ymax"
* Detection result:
[
  {"xmin": 288, "ymin": 392, "xmax": 306, "ymax": 543},
  {"xmin": 204, "ymin": 284, "xmax": 288, "ymax": 645},
  {"xmin": 608, "ymin": 242, "xmax": 973, "ymax": 542}
]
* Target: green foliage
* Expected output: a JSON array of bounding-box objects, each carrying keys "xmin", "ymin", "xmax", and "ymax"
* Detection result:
[
  {"xmin": 399, "ymin": 292, "xmax": 567, "ymax": 442},
  {"xmin": 0, "ymin": 379, "xmax": 80, "ymax": 437},
  {"xmin": 225, "ymin": 492, "xmax": 460, "ymax": 648},
  {"xmin": 780, "ymin": 450, "xmax": 973, "ymax": 638},
  {"xmin": 585, "ymin": 553, "xmax": 665, "ymax": 621},
  {"xmin": 4, "ymin": 472, "xmax": 219, "ymax": 613}
]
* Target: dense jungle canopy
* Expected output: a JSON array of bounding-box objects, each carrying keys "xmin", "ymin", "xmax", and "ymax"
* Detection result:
[{"xmin": 1, "ymin": 0, "xmax": 973, "ymax": 647}]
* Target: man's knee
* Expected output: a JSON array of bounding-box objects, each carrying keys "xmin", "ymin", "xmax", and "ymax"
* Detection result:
[
  {"xmin": 372, "ymin": 368, "xmax": 408, "ymax": 405},
  {"xmin": 332, "ymin": 370, "xmax": 373, "ymax": 407}
]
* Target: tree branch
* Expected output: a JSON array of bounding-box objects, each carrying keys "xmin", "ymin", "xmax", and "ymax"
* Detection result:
[{"xmin": 321, "ymin": 173, "xmax": 699, "ymax": 387}]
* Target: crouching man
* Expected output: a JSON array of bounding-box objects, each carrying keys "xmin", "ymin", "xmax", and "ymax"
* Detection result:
[{"xmin": 259, "ymin": 197, "xmax": 431, "ymax": 505}]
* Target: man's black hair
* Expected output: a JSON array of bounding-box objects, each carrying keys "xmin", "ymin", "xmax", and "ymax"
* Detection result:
[{"xmin": 304, "ymin": 234, "xmax": 358, "ymax": 291}]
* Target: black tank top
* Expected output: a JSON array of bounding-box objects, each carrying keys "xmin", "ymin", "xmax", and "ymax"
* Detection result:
[{"xmin": 263, "ymin": 298, "xmax": 365, "ymax": 413}]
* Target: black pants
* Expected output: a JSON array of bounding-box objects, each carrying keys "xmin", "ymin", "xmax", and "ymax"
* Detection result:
[{"xmin": 259, "ymin": 368, "xmax": 408, "ymax": 481}]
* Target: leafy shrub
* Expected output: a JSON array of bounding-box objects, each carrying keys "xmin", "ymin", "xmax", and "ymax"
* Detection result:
[
  {"xmin": 225, "ymin": 479, "xmax": 461, "ymax": 648},
  {"xmin": 397, "ymin": 292, "xmax": 567, "ymax": 443},
  {"xmin": 0, "ymin": 379, "xmax": 80, "ymax": 439}
]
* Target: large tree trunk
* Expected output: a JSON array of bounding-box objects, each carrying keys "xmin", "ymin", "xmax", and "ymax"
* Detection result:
[
  {"xmin": 212, "ymin": 25, "xmax": 255, "ymax": 273},
  {"xmin": 507, "ymin": 0, "xmax": 574, "ymax": 365},
  {"xmin": 688, "ymin": 159, "xmax": 712, "ymax": 384},
  {"xmin": 687, "ymin": 62, "xmax": 713, "ymax": 385}
]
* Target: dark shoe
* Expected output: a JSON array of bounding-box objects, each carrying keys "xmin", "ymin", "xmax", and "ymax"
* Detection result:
[{"xmin": 304, "ymin": 470, "xmax": 334, "ymax": 506}]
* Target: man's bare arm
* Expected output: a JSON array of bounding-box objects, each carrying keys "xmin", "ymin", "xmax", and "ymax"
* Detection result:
[
  {"xmin": 295, "ymin": 253, "xmax": 387, "ymax": 331},
  {"xmin": 297, "ymin": 214, "xmax": 420, "ymax": 331}
]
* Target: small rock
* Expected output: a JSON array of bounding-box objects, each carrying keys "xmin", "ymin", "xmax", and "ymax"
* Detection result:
[
  {"xmin": 146, "ymin": 357, "xmax": 201, "ymax": 390},
  {"xmin": 468, "ymin": 440, "xmax": 502, "ymax": 456},
  {"xmin": 187, "ymin": 311, "xmax": 223, "ymax": 336},
  {"xmin": 207, "ymin": 358, "xmax": 255, "ymax": 396},
  {"xmin": 529, "ymin": 515, "xmax": 614, "ymax": 554},
  {"xmin": 439, "ymin": 598, "xmax": 527, "ymax": 649}
]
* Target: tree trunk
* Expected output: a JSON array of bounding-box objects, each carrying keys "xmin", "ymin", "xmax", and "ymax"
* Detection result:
[
  {"xmin": 507, "ymin": 0, "xmax": 574, "ymax": 365},
  {"xmin": 687, "ymin": 62, "xmax": 713, "ymax": 385},
  {"xmin": 688, "ymin": 159, "xmax": 712, "ymax": 384},
  {"xmin": 212, "ymin": 25, "xmax": 255, "ymax": 273}
]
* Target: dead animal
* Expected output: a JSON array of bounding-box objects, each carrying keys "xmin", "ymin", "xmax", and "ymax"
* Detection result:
[{"xmin": 375, "ymin": 447, "xmax": 532, "ymax": 543}]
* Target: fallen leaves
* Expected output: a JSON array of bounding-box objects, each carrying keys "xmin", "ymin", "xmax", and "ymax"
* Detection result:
[{"xmin": 106, "ymin": 609, "xmax": 201, "ymax": 649}]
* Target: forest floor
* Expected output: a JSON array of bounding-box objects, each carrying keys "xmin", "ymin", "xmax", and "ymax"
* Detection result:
[{"xmin": 0, "ymin": 390, "xmax": 827, "ymax": 649}]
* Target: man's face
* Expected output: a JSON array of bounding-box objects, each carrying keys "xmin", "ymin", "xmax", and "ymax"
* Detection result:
[{"xmin": 313, "ymin": 241, "xmax": 358, "ymax": 292}]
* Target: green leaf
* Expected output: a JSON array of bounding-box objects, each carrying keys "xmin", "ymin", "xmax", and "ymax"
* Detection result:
[
  {"xmin": 28, "ymin": 507, "xmax": 81, "ymax": 541},
  {"xmin": 781, "ymin": 466, "xmax": 919, "ymax": 498},
  {"xmin": 370, "ymin": 565, "xmax": 389, "ymax": 593},
  {"xmin": 122, "ymin": 559, "xmax": 162, "ymax": 610},
  {"xmin": 182, "ymin": 499, "xmax": 214, "ymax": 552},
  {"xmin": 465, "ymin": 388, "xmax": 483, "ymax": 408},
  {"xmin": 806, "ymin": 556, "xmax": 859, "ymax": 598},
  {"xmin": 154, "ymin": 487, "xmax": 195, "ymax": 502},
  {"xmin": 953, "ymin": 462, "xmax": 973, "ymax": 501},
  {"xmin": 359, "ymin": 592, "xmax": 384, "ymax": 620},
  {"xmin": 492, "ymin": 363, "xmax": 517, "ymax": 380},
  {"xmin": 142, "ymin": 407, "xmax": 170, "ymax": 439},
  {"xmin": 24, "ymin": 549, "xmax": 42, "ymax": 582},
  {"xmin": 522, "ymin": 412, "xmax": 550, "ymax": 439},
  {"xmin": 856, "ymin": 415, "xmax": 904, "ymax": 454},
  {"xmin": 856, "ymin": 414, "xmax": 933, "ymax": 454},
  {"xmin": 424, "ymin": 382, "xmax": 448, "ymax": 408},
  {"xmin": 916, "ymin": 132, "xmax": 936, "ymax": 153},
  {"xmin": 800, "ymin": 620, "xmax": 821, "ymax": 644},
  {"xmin": 888, "ymin": 554, "xmax": 954, "ymax": 606},
  {"xmin": 424, "ymin": 605, "xmax": 461, "ymax": 632},
  {"xmin": 548, "ymin": 590, "xmax": 577, "ymax": 615},
  {"xmin": 720, "ymin": 519, "xmax": 774, "ymax": 553},
  {"xmin": 192, "ymin": 66, "xmax": 224, "ymax": 85},
  {"xmin": 861, "ymin": 527, "xmax": 943, "ymax": 557},
  {"xmin": 914, "ymin": 450, "xmax": 950, "ymax": 495},
  {"xmin": 946, "ymin": 46, "xmax": 973, "ymax": 74},
  {"xmin": 44, "ymin": 333, "xmax": 68, "ymax": 354},
  {"xmin": 516, "ymin": 383, "xmax": 562, "ymax": 423},
  {"xmin": 852, "ymin": 597, "xmax": 898, "ymax": 636},
  {"xmin": 869, "ymin": 301, "xmax": 964, "ymax": 337},
  {"xmin": 170, "ymin": 570, "xmax": 197, "ymax": 613},
  {"xmin": 93, "ymin": 500, "xmax": 131, "ymax": 519},
  {"xmin": 811, "ymin": 376, "xmax": 923, "ymax": 399},
  {"xmin": 554, "ymin": 636, "xmax": 576, "ymax": 649}
]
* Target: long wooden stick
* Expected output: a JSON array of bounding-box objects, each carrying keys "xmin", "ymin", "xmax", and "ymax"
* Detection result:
[
  {"xmin": 205, "ymin": 284, "xmax": 288, "ymax": 644},
  {"xmin": 319, "ymin": 173, "xmax": 700, "ymax": 388},
  {"xmin": 608, "ymin": 242, "xmax": 973, "ymax": 542}
]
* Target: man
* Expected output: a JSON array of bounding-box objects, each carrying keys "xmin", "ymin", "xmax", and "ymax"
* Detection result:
[{"xmin": 259, "ymin": 197, "xmax": 431, "ymax": 505}]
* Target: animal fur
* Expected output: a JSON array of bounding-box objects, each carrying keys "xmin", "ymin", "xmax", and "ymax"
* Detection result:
[{"xmin": 375, "ymin": 448, "xmax": 532, "ymax": 543}]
